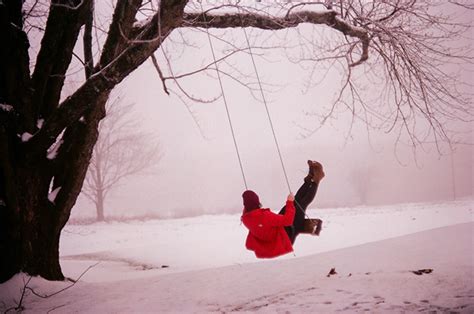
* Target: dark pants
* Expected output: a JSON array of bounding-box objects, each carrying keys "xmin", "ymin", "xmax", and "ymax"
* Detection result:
[{"xmin": 279, "ymin": 180, "xmax": 319, "ymax": 244}]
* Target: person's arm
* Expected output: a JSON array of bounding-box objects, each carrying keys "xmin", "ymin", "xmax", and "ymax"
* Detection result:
[{"xmin": 264, "ymin": 193, "xmax": 295, "ymax": 227}]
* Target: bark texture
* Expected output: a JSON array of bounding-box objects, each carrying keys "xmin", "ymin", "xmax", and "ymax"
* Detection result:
[{"xmin": 0, "ymin": 0, "xmax": 190, "ymax": 283}]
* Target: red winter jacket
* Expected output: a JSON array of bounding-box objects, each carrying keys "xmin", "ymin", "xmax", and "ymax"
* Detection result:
[{"xmin": 241, "ymin": 200, "xmax": 295, "ymax": 258}]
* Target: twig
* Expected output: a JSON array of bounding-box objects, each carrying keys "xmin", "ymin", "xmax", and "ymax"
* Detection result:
[
  {"xmin": 3, "ymin": 276, "xmax": 33, "ymax": 313},
  {"xmin": 47, "ymin": 303, "xmax": 69, "ymax": 314},
  {"xmin": 18, "ymin": 276, "xmax": 32, "ymax": 310},
  {"xmin": 50, "ymin": 0, "xmax": 85, "ymax": 10},
  {"xmin": 26, "ymin": 262, "xmax": 100, "ymax": 299},
  {"xmin": 150, "ymin": 54, "xmax": 169, "ymax": 95}
]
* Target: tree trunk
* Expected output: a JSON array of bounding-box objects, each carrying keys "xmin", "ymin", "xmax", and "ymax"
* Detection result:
[
  {"xmin": 0, "ymin": 0, "xmax": 186, "ymax": 283},
  {"xmin": 1, "ymin": 164, "xmax": 63, "ymax": 282},
  {"xmin": 0, "ymin": 94, "xmax": 108, "ymax": 283},
  {"xmin": 96, "ymin": 190, "xmax": 105, "ymax": 221},
  {"xmin": 5, "ymin": 217, "xmax": 63, "ymax": 282}
]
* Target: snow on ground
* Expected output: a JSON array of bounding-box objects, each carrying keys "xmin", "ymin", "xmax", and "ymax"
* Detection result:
[
  {"xmin": 60, "ymin": 199, "xmax": 473, "ymax": 278},
  {"xmin": 1, "ymin": 199, "xmax": 473, "ymax": 312}
]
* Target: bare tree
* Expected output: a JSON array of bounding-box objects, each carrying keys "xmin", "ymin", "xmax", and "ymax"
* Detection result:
[
  {"xmin": 81, "ymin": 95, "xmax": 161, "ymax": 221},
  {"xmin": 349, "ymin": 162, "xmax": 372, "ymax": 206},
  {"xmin": 1, "ymin": 0, "xmax": 472, "ymax": 282}
]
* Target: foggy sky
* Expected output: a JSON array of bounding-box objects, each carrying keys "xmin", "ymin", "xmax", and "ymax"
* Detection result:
[{"xmin": 54, "ymin": 2, "xmax": 474, "ymax": 219}]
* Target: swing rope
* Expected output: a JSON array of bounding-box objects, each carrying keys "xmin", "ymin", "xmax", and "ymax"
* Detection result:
[
  {"xmin": 238, "ymin": 16, "xmax": 312, "ymax": 220},
  {"xmin": 201, "ymin": 4, "xmax": 291, "ymax": 194},
  {"xmin": 201, "ymin": 6, "xmax": 313, "ymax": 222},
  {"xmin": 201, "ymin": 7, "xmax": 249, "ymax": 191},
  {"xmin": 240, "ymin": 26, "xmax": 292, "ymax": 194}
]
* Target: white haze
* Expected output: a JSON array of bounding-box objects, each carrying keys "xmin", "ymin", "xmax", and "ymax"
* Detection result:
[
  {"xmin": 74, "ymin": 49, "xmax": 472, "ymax": 219},
  {"xmin": 55, "ymin": 2, "xmax": 473, "ymax": 220}
]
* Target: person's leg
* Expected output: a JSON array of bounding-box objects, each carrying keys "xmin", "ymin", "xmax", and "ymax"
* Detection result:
[
  {"xmin": 291, "ymin": 161, "xmax": 325, "ymax": 240},
  {"xmin": 294, "ymin": 160, "xmax": 314, "ymax": 200},
  {"xmin": 279, "ymin": 181, "xmax": 317, "ymax": 244},
  {"xmin": 295, "ymin": 181, "xmax": 319, "ymax": 211},
  {"xmin": 294, "ymin": 180, "xmax": 311, "ymax": 201},
  {"xmin": 281, "ymin": 203, "xmax": 305, "ymax": 245},
  {"xmin": 279, "ymin": 200, "xmax": 305, "ymax": 245},
  {"xmin": 284, "ymin": 225, "xmax": 295, "ymax": 244},
  {"xmin": 297, "ymin": 160, "xmax": 325, "ymax": 211},
  {"xmin": 281, "ymin": 160, "xmax": 325, "ymax": 244},
  {"xmin": 281, "ymin": 179, "xmax": 312, "ymax": 211},
  {"xmin": 291, "ymin": 201, "xmax": 306, "ymax": 242}
]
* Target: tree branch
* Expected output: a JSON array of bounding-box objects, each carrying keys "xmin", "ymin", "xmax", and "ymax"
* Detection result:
[
  {"xmin": 25, "ymin": 0, "xmax": 472, "ymax": 159},
  {"xmin": 99, "ymin": 0, "xmax": 143, "ymax": 67},
  {"xmin": 83, "ymin": 0, "xmax": 94, "ymax": 79},
  {"xmin": 150, "ymin": 54, "xmax": 170, "ymax": 95},
  {"xmin": 31, "ymin": 0, "xmax": 92, "ymax": 120},
  {"xmin": 26, "ymin": 0, "xmax": 189, "ymax": 153},
  {"xmin": 182, "ymin": 9, "xmax": 370, "ymax": 67}
]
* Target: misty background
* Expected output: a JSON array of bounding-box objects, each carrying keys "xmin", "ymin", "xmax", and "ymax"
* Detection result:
[{"xmin": 67, "ymin": 3, "xmax": 473, "ymax": 220}]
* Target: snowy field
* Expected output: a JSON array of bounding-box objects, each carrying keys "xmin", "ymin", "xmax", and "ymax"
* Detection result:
[{"xmin": 1, "ymin": 198, "xmax": 473, "ymax": 313}]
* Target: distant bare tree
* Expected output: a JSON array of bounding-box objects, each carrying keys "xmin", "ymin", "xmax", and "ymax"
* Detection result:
[
  {"xmin": 349, "ymin": 164, "xmax": 372, "ymax": 206},
  {"xmin": 81, "ymin": 95, "xmax": 161, "ymax": 221}
]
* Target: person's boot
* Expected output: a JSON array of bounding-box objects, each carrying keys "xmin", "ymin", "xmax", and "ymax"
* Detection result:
[
  {"xmin": 302, "ymin": 218, "xmax": 323, "ymax": 236},
  {"xmin": 304, "ymin": 160, "xmax": 315, "ymax": 183},
  {"xmin": 309, "ymin": 161, "xmax": 325, "ymax": 183},
  {"xmin": 314, "ymin": 218, "xmax": 323, "ymax": 236}
]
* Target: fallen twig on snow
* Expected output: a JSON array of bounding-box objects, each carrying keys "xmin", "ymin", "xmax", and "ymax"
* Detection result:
[
  {"xmin": 2, "ymin": 262, "xmax": 100, "ymax": 313},
  {"xmin": 26, "ymin": 262, "xmax": 100, "ymax": 299},
  {"xmin": 3, "ymin": 276, "xmax": 33, "ymax": 313}
]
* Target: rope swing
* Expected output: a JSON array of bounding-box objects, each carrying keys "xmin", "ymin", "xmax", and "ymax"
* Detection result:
[
  {"xmin": 238, "ymin": 22, "xmax": 310, "ymax": 220},
  {"xmin": 201, "ymin": 15, "xmax": 291, "ymax": 193},
  {"xmin": 239, "ymin": 26, "xmax": 292, "ymax": 194},
  {"xmin": 201, "ymin": 9, "xmax": 249, "ymax": 190},
  {"xmin": 201, "ymin": 6, "xmax": 317, "ymax": 224},
  {"xmin": 201, "ymin": 5, "xmax": 292, "ymax": 194}
]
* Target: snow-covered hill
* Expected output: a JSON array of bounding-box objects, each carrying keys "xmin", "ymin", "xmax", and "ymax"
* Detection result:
[{"xmin": 1, "ymin": 199, "xmax": 472, "ymax": 312}]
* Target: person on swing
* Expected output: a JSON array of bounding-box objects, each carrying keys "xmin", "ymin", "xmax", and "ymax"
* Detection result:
[{"xmin": 241, "ymin": 160, "xmax": 325, "ymax": 258}]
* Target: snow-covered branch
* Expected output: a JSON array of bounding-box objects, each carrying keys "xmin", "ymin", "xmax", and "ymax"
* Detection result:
[{"xmin": 183, "ymin": 8, "xmax": 369, "ymax": 67}]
